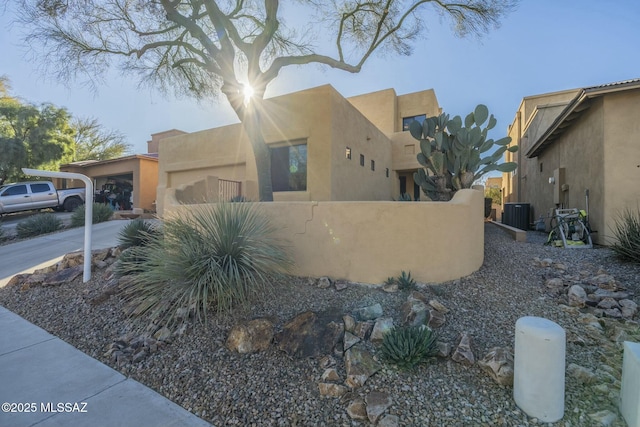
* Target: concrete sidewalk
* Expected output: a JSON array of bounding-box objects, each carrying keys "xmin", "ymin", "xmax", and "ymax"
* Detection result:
[
  {"xmin": 0, "ymin": 221, "xmax": 211, "ymax": 426},
  {"xmin": 0, "ymin": 220, "xmax": 128, "ymax": 287},
  {"xmin": 0, "ymin": 306, "xmax": 211, "ymax": 427}
]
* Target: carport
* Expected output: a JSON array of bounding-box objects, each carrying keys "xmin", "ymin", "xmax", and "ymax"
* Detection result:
[{"xmin": 57, "ymin": 154, "xmax": 158, "ymax": 212}]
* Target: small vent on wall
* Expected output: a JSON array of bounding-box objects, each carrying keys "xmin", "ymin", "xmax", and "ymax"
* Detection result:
[{"xmin": 360, "ymin": 154, "xmax": 364, "ymax": 166}]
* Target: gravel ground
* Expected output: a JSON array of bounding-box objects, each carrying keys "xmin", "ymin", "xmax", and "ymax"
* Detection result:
[{"xmin": 1, "ymin": 223, "xmax": 639, "ymax": 427}]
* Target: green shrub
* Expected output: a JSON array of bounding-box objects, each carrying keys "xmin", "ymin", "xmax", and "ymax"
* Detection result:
[
  {"xmin": 118, "ymin": 218, "xmax": 159, "ymax": 249},
  {"xmin": 16, "ymin": 213, "xmax": 63, "ymax": 238},
  {"xmin": 397, "ymin": 270, "xmax": 416, "ymax": 290},
  {"xmin": 610, "ymin": 207, "xmax": 640, "ymax": 263},
  {"xmin": 380, "ymin": 325, "xmax": 438, "ymax": 370},
  {"xmin": 119, "ymin": 203, "xmax": 292, "ymax": 326},
  {"xmin": 70, "ymin": 203, "xmax": 114, "ymax": 227}
]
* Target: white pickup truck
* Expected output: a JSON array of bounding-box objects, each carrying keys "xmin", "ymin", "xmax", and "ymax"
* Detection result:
[{"xmin": 0, "ymin": 181, "xmax": 85, "ymax": 215}]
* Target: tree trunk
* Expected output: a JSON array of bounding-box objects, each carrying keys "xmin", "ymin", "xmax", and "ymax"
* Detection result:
[{"xmin": 241, "ymin": 100, "xmax": 274, "ymax": 202}]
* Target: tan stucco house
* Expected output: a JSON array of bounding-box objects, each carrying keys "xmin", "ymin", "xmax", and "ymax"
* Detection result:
[
  {"xmin": 156, "ymin": 84, "xmax": 441, "ymax": 214},
  {"xmin": 503, "ymin": 78, "xmax": 640, "ymax": 245},
  {"xmin": 156, "ymin": 84, "xmax": 488, "ymax": 284}
]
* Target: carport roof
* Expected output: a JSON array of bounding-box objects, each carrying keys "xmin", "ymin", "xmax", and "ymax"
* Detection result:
[
  {"xmin": 61, "ymin": 153, "xmax": 158, "ymax": 168},
  {"xmin": 525, "ymin": 78, "xmax": 640, "ymax": 158}
]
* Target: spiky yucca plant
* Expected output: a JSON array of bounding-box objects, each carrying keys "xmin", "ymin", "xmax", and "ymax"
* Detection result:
[
  {"xmin": 610, "ymin": 207, "xmax": 640, "ymax": 263},
  {"xmin": 118, "ymin": 218, "xmax": 159, "ymax": 249},
  {"xmin": 380, "ymin": 325, "xmax": 438, "ymax": 370},
  {"xmin": 16, "ymin": 213, "xmax": 63, "ymax": 238},
  {"xmin": 70, "ymin": 203, "xmax": 113, "ymax": 227},
  {"xmin": 118, "ymin": 203, "xmax": 292, "ymax": 326}
]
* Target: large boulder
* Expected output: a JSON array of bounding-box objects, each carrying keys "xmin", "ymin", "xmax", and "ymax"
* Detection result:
[
  {"xmin": 226, "ymin": 318, "xmax": 274, "ymax": 353},
  {"xmin": 276, "ymin": 310, "xmax": 343, "ymax": 358}
]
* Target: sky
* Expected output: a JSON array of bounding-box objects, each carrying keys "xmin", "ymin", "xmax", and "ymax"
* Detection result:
[{"xmin": 1, "ymin": 1, "xmax": 640, "ymax": 157}]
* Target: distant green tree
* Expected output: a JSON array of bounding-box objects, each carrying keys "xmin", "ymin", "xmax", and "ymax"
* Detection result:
[
  {"xmin": 0, "ymin": 95, "xmax": 75, "ymax": 185},
  {"xmin": 71, "ymin": 117, "xmax": 132, "ymax": 161},
  {"xmin": 0, "ymin": 75, "xmax": 10, "ymax": 97},
  {"xmin": 485, "ymin": 186, "xmax": 502, "ymax": 205}
]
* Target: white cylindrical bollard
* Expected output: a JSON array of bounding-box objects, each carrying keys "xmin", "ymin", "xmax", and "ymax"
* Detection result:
[{"xmin": 513, "ymin": 316, "xmax": 566, "ymax": 422}]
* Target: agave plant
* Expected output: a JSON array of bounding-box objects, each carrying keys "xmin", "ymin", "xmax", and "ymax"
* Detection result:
[
  {"xmin": 380, "ymin": 325, "xmax": 438, "ymax": 370},
  {"xmin": 397, "ymin": 270, "xmax": 416, "ymax": 290}
]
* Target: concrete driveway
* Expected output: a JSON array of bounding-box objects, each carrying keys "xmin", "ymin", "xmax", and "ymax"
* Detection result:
[{"xmin": 0, "ymin": 220, "xmax": 129, "ymax": 287}]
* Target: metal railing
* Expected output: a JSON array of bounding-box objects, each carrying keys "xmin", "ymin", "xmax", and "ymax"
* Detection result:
[{"xmin": 219, "ymin": 179, "xmax": 242, "ymax": 201}]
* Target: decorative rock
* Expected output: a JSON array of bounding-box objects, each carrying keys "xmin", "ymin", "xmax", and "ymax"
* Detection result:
[
  {"xmin": 344, "ymin": 347, "xmax": 381, "ymax": 388},
  {"xmin": 6, "ymin": 274, "xmax": 30, "ymax": 287},
  {"xmin": 436, "ymin": 341, "xmax": 452, "ymax": 358},
  {"xmin": 401, "ymin": 300, "xmax": 428, "ymax": 327},
  {"xmin": 41, "ymin": 266, "xmax": 83, "ymax": 286},
  {"xmin": 603, "ymin": 308, "xmax": 622, "ymax": 318},
  {"xmin": 568, "ymin": 285, "xmax": 587, "ymax": 307},
  {"xmin": 334, "ymin": 281, "xmax": 348, "ymax": 291},
  {"xmin": 321, "ymin": 368, "xmax": 340, "ymax": 382},
  {"xmin": 153, "ymin": 326, "xmax": 172, "ymax": 342},
  {"xmin": 226, "ymin": 318, "xmax": 274, "ymax": 353},
  {"xmin": 317, "ymin": 276, "xmax": 332, "ymax": 289},
  {"xmin": 619, "ymin": 299, "xmax": 638, "ymax": 318},
  {"xmin": 382, "ymin": 283, "xmax": 398, "ymax": 293},
  {"xmin": 540, "ymin": 258, "xmax": 553, "ymax": 267},
  {"xmin": 552, "ymin": 262, "xmax": 567, "ymax": 271},
  {"xmin": 378, "ymin": 414, "xmax": 399, "ymax": 427},
  {"xmin": 592, "ymin": 274, "xmax": 616, "ymax": 290},
  {"xmin": 356, "ymin": 303, "xmax": 383, "ymax": 321},
  {"xmin": 346, "ymin": 398, "xmax": 367, "ymax": 420},
  {"xmin": 597, "ymin": 297, "xmax": 619, "ymax": 310},
  {"xmin": 276, "ymin": 311, "xmax": 344, "ymax": 358},
  {"xmin": 591, "ymin": 289, "xmax": 630, "ymax": 301},
  {"xmin": 365, "ymin": 391, "xmax": 392, "ymax": 424},
  {"xmin": 545, "ymin": 278, "xmax": 564, "ymax": 288},
  {"xmin": 319, "ymin": 355, "xmax": 336, "ymax": 369},
  {"xmin": 588, "ymin": 409, "xmax": 618, "ymax": 426},
  {"xmin": 408, "ymin": 291, "xmax": 429, "ymax": 304},
  {"xmin": 478, "ymin": 347, "xmax": 514, "ymax": 386},
  {"xmin": 427, "ymin": 309, "xmax": 446, "ymax": 329},
  {"xmin": 318, "ymin": 382, "xmax": 348, "ymax": 398},
  {"xmin": 353, "ymin": 321, "xmax": 374, "ymax": 340},
  {"xmin": 370, "ymin": 317, "xmax": 394, "ymax": 343},
  {"xmin": 429, "ymin": 299, "xmax": 450, "ymax": 313},
  {"xmin": 451, "ymin": 333, "xmax": 475, "ymax": 365},
  {"xmin": 343, "ymin": 315, "xmax": 356, "ymax": 333},
  {"xmin": 343, "ymin": 331, "xmax": 360, "ymax": 352},
  {"xmin": 567, "ymin": 363, "xmax": 597, "ymax": 384}
]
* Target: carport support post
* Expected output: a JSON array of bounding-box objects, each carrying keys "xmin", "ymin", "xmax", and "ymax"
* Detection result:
[{"xmin": 22, "ymin": 168, "xmax": 94, "ymax": 282}]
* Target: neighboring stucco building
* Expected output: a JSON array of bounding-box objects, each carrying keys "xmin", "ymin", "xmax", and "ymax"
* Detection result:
[
  {"xmin": 156, "ymin": 84, "xmax": 441, "ymax": 214},
  {"xmin": 503, "ymin": 78, "xmax": 640, "ymax": 245},
  {"xmin": 57, "ymin": 131, "xmax": 185, "ymax": 212},
  {"xmin": 59, "ymin": 154, "xmax": 159, "ymax": 212}
]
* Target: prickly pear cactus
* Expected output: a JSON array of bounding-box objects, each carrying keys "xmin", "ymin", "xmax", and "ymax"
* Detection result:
[{"xmin": 410, "ymin": 104, "xmax": 518, "ymax": 201}]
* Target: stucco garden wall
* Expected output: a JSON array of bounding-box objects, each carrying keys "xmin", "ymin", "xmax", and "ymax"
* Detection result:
[{"xmin": 165, "ymin": 189, "xmax": 484, "ymax": 284}]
